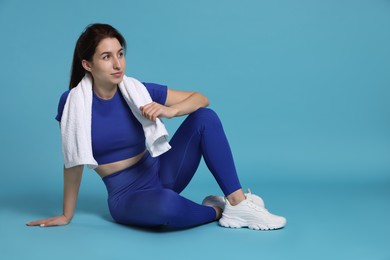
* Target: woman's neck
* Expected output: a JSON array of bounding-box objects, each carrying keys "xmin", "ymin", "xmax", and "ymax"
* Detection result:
[{"xmin": 93, "ymin": 82, "xmax": 118, "ymax": 100}]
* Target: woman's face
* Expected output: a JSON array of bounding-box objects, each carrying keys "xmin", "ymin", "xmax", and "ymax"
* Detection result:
[{"xmin": 83, "ymin": 37, "xmax": 126, "ymax": 88}]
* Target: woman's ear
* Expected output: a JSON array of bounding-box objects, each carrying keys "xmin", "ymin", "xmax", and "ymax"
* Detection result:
[{"xmin": 82, "ymin": 60, "xmax": 92, "ymax": 72}]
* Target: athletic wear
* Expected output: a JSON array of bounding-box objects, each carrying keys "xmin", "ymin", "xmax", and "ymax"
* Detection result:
[
  {"xmin": 56, "ymin": 83, "xmax": 167, "ymax": 164},
  {"xmin": 202, "ymin": 189, "xmax": 265, "ymax": 211},
  {"xmin": 56, "ymin": 84, "xmax": 243, "ymax": 228},
  {"xmin": 103, "ymin": 108, "xmax": 242, "ymax": 228},
  {"xmin": 103, "ymin": 152, "xmax": 216, "ymax": 228},
  {"xmin": 202, "ymin": 195, "xmax": 226, "ymax": 210},
  {"xmin": 245, "ymin": 189, "xmax": 265, "ymax": 208},
  {"xmin": 219, "ymin": 197, "xmax": 286, "ymax": 230}
]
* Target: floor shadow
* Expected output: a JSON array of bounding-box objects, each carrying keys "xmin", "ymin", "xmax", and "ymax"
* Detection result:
[{"xmin": 113, "ymin": 220, "xmax": 216, "ymax": 233}]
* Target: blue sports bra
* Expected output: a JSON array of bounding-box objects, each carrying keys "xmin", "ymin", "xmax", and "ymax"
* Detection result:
[{"xmin": 55, "ymin": 83, "xmax": 168, "ymax": 164}]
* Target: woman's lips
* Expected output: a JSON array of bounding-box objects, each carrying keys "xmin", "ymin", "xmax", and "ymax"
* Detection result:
[{"xmin": 111, "ymin": 72, "xmax": 123, "ymax": 77}]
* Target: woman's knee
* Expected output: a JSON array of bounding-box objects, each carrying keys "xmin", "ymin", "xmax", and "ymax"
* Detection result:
[{"xmin": 188, "ymin": 107, "xmax": 222, "ymax": 127}]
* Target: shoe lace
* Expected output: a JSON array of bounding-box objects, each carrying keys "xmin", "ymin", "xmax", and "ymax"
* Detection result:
[
  {"xmin": 246, "ymin": 190, "xmax": 269, "ymax": 212},
  {"xmin": 246, "ymin": 188, "xmax": 259, "ymax": 204},
  {"xmin": 246, "ymin": 188, "xmax": 253, "ymax": 200},
  {"xmin": 247, "ymin": 200, "xmax": 267, "ymax": 212}
]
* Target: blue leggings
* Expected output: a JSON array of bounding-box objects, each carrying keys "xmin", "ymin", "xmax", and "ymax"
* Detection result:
[{"xmin": 102, "ymin": 108, "xmax": 242, "ymax": 229}]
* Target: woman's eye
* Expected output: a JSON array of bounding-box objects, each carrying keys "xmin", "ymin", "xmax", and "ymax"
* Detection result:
[
  {"xmin": 118, "ymin": 52, "xmax": 124, "ymax": 57},
  {"xmin": 103, "ymin": 55, "xmax": 110, "ymax": 60}
]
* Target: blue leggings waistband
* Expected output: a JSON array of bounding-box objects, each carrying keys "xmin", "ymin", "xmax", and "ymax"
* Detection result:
[{"xmin": 102, "ymin": 152, "xmax": 161, "ymax": 197}]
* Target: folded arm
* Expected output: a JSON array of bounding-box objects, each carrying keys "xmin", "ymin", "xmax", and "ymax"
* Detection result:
[{"xmin": 140, "ymin": 89, "xmax": 209, "ymax": 121}]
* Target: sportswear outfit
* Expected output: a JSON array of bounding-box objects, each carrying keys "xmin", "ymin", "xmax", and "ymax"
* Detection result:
[{"xmin": 56, "ymin": 83, "xmax": 242, "ymax": 229}]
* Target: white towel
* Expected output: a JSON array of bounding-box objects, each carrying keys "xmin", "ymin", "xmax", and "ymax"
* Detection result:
[{"xmin": 60, "ymin": 74, "xmax": 171, "ymax": 169}]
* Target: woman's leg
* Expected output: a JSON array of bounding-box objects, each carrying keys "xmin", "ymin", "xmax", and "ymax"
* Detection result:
[
  {"xmin": 155, "ymin": 108, "xmax": 286, "ymax": 230},
  {"xmin": 111, "ymin": 188, "xmax": 216, "ymax": 229},
  {"xmin": 104, "ymin": 153, "xmax": 217, "ymax": 229},
  {"xmin": 159, "ymin": 108, "xmax": 242, "ymax": 196}
]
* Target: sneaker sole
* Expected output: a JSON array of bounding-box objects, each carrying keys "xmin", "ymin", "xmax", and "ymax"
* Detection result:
[{"xmin": 219, "ymin": 215, "xmax": 286, "ymax": 231}]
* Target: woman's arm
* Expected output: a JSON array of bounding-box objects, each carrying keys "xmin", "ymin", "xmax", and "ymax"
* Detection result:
[
  {"xmin": 26, "ymin": 165, "xmax": 83, "ymax": 227},
  {"xmin": 140, "ymin": 89, "xmax": 209, "ymax": 121},
  {"xmin": 62, "ymin": 165, "xmax": 83, "ymax": 221}
]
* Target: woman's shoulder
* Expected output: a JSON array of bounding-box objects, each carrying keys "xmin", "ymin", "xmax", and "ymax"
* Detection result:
[
  {"xmin": 55, "ymin": 89, "xmax": 71, "ymax": 122},
  {"xmin": 59, "ymin": 89, "xmax": 71, "ymax": 102},
  {"xmin": 142, "ymin": 82, "xmax": 168, "ymax": 105},
  {"xmin": 142, "ymin": 82, "xmax": 166, "ymax": 88}
]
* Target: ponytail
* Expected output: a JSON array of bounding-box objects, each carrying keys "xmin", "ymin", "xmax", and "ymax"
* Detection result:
[{"xmin": 69, "ymin": 44, "xmax": 86, "ymax": 89}]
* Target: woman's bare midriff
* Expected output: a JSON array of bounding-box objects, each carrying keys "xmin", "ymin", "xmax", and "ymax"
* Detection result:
[{"xmin": 95, "ymin": 149, "xmax": 147, "ymax": 178}]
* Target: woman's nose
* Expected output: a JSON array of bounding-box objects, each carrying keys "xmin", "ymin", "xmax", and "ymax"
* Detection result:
[{"xmin": 113, "ymin": 57, "xmax": 121, "ymax": 69}]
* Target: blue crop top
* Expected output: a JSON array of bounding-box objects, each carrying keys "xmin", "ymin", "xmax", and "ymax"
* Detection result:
[{"xmin": 55, "ymin": 83, "xmax": 168, "ymax": 164}]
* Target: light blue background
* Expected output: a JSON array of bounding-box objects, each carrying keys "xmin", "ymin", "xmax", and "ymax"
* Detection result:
[{"xmin": 0, "ymin": 0, "xmax": 389, "ymax": 259}]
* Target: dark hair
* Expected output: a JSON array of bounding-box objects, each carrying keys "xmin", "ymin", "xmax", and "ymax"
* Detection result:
[{"xmin": 69, "ymin": 23, "xmax": 127, "ymax": 89}]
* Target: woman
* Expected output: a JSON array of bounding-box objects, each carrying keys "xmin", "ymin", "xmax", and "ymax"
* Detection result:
[{"xmin": 27, "ymin": 23, "xmax": 286, "ymax": 230}]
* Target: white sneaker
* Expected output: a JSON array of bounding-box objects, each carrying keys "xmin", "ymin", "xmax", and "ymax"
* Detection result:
[
  {"xmin": 202, "ymin": 189, "xmax": 265, "ymax": 210},
  {"xmin": 202, "ymin": 189, "xmax": 266, "ymax": 210},
  {"xmin": 245, "ymin": 188, "xmax": 265, "ymax": 208},
  {"xmin": 202, "ymin": 195, "xmax": 226, "ymax": 210},
  {"xmin": 219, "ymin": 197, "xmax": 286, "ymax": 230}
]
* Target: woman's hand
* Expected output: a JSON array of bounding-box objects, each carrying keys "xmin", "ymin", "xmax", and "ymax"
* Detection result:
[
  {"xmin": 26, "ymin": 214, "xmax": 70, "ymax": 227},
  {"xmin": 140, "ymin": 102, "xmax": 178, "ymax": 121}
]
